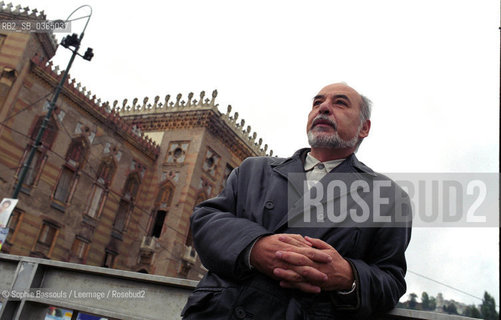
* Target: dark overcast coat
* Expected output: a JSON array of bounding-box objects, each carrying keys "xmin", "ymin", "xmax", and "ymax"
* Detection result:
[{"xmin": 182, "ymin": 148, "xmax": 412, "ymax": 320}]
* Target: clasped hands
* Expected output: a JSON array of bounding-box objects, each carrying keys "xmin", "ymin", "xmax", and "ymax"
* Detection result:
[{"xmin": 250, "ymin": 234, "xmax": 354, "ymax": 294}]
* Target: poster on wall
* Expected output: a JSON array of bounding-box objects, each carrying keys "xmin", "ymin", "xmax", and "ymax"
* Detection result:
[
  {"xmin": 0, "ymin": 227, "xmax": 8, "ymax": 250},
  {"xmin": 0, "ymin": 198, "xmax": 18, "ymax": 228},
  {"xmin": 0, "ymin": 198, "xmax": 18, "ymax": 250}
]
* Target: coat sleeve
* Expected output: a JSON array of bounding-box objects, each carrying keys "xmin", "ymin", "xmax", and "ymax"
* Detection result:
[
  {"xmin": 342, "ymin": 188, "xmax": 412, "ymax": 318},
  {"xmin": 346, "ymin": 227, "xmax": 411, "ymax": 317},
  {"xmin": 190, "ymin": 165, "xmax": 272, "ymax": 281}
]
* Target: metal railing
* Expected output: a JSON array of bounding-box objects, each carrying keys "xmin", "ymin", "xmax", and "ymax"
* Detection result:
[{"xmin": 0, "ymin": 254, "xmax": 476, "ymax": 320}]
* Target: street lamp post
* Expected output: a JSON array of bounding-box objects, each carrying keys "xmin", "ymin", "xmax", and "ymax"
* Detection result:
[{"xmin": 11, "ymin": 5, "xmax": 93, "ymax": 199}]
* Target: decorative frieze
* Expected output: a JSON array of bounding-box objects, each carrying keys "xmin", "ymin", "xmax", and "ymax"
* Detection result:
[{"xmin": 117, "ymin": 91, "xmax": 273, "ymax": 158}]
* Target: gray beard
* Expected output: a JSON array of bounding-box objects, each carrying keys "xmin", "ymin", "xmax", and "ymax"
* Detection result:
[{"xmin": 307, "ymin": 129, "xmax": 359, "ymax": 149}]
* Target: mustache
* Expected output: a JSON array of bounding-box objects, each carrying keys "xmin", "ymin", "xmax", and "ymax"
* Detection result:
[{"xmin": 311, "ymin": 115, "xmax": 337, "ymax": 130}]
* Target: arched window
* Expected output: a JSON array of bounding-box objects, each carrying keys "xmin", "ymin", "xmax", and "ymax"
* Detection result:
[
  {"xmin": 149, "ymin": 183, "xmax": 174, "ymax": 238},
  {"xmin": 123, "ymin": 173, "xmax": 140, "ymax": 201},
  {"xmin": 52, "ymin": 137, "xmax": 88, "ymax": 209},
  {"xmin": 53, "ymin": 167, "xmax": 75, "ymax": 204},
  {"xmin": 150, "ymin": 210, "xmax": 166, "ymax": 238},
  {"xmin": 65, "ymin": 137, "xmax": 88, "ymax": 169},
  {"xmin": 113, "ymin": 172, "xmax": 141, "ymax": 232},
  {"xmin": 32, "ymin": 221, "xmax": 60, "ymax": 258},
  {"xmin": 113, "ymin": 200, "xmax": 130, "ymax": 232},
  {"xmin": 156, "ymin": 184, "xmax": 173, "ymax": 210},
  {"xmin": 31, "ymin": 115, "xmax": 58, "ymax": 148},
  {"xmin": 71, "ymin": 236, "xmax": 89, "ymax": 261},
  {"xmin": 86, "ymin": 157, "xmax": 116, "ymax": 218},
  {"xmin": 23, "ymin": 149, "xmax": 44, "ymax": 188},
  {"xmin": 96, "ymin": 158, "xmax": 116, "ymax": 185},
  {"xmin": 19, "ymin": 116, "xmax": 58, "ymax": 191}
]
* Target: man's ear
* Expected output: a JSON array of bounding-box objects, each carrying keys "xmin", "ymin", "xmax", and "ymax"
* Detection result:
[{"xmin": 358, "ymin": 120, "xmax": 371, "ymax": 139}]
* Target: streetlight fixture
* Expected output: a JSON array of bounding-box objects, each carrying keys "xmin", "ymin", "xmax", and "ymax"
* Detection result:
[{"xmin": 11, "ymin": 5, "xmax": 93, "ymax": 199}]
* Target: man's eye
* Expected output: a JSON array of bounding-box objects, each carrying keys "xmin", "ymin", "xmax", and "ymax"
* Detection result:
[
  {"xmin": 313, "ymin": 100, "xmax": 321, "ymax": 106},
  {"xmin": 335, "ymin": 100, "xmax": 347, "ymax": 106}
]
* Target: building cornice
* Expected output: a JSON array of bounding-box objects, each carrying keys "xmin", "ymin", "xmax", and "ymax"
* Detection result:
[
  {"xmin": 118, "ymin": 91, "xmax": 273, "ymax": 158},
  {"xmin": 30, "ymin": 54, "xmax": 160, "ymax": 160}
]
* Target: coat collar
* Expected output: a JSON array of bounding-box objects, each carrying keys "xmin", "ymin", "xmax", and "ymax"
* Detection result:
[
  {"xmin": 271, "ymin": 148, "xmax": 377, "ymax": 177},
  {"xmin": 271, "ymin": 148, "xmax": 377, "ymax": 232}
]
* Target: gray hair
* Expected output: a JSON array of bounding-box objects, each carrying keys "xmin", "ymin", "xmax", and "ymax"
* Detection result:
[
  {"xmin": 334, "ymin": 81, "xmax": 372, "ymax": 122},
  {"xmin": 354, "ymin": 94, "xmax": 372, "ymax": 151},
  {"xmin": 360, "ymin": 94, "xmax": 372, "ymax": 123}
]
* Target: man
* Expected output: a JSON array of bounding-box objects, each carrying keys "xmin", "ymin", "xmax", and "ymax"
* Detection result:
[{"xmin": 182, "ymin": 83, "xmax": 412, "ymax": 319}]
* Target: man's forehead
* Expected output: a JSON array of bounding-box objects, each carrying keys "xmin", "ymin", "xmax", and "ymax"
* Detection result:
[{"xmin": 316, "ymin": 83, "xmax": 361, "ymax": 100}]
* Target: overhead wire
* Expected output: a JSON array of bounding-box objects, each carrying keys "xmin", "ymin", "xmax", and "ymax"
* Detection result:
[
  {"xmin": 406, "ymin": 269, "xmax": 499, "ymax": 307},
  {"xmin": 1, "ymin": 95, "xmax": 182, "ymax": 260},
  {"xmin": 4, "ymin": 110, "xmax": 499, "ymax": 293}
]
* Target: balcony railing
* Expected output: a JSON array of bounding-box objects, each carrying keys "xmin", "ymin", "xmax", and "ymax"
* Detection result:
[{"xmin": 0, "ymin": 254, "xmax": 476, "ymax": 320}]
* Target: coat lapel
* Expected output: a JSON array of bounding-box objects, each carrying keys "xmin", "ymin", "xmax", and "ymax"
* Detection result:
[
  {"xmin": 272, "ymin": 149, "xmax": 308, "ymax": 201},
  {"xmin": 272, "ymin": 153, "xmax": 373, "ymax": 232}
]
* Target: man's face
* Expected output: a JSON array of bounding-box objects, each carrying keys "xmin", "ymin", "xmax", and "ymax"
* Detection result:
[{"xmin": 306, "ymin": 83, "xmax": 370, "ymax": 149}]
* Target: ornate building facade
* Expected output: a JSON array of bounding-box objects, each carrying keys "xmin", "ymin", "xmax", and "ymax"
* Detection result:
[{"xmin": 0, "ymin": 3, "xmax": 272, "ymax": 280}]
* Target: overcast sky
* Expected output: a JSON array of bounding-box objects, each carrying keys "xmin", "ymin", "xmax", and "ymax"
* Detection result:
[{"xmin": 15, "ymin": 0, "xmax": 500, "ymax": 308}]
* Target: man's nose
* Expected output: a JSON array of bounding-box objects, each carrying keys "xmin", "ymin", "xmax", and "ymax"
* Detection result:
[{"xmin": 318, "ymin": 101, "xmax": 332, "ymax": 114}]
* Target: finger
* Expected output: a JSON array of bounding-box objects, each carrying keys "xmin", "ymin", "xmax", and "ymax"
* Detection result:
[
  {"xmin": 279, "ymin": 281, "xmax": 321, "ymax": 294},
  {"xmin": 288, "ymin": 234, "xmax": 311, "ymax": 243},
  {"xmin": 304, "ymin": 236, "xmax": 333, "ymax": 250},
  {"xmin": 278, "ymin": 234, "xmax": 311, "ymax": 247},
  {"xmin": 278, "ymin": 246, "xmax": 332, "ymax": 264},
  {"xmin": 297, "ymin": 248, "xmax": 332, "ymax": 263},
  {"xmin": 276, "ymin": 251, "xmax": 314, "ymax": 266},
  {"xmin": 273, "ymin": 267, "xmax": 303, "ymax": 282},
  {"xmin": 274, "ymin": 265, "xmax": 327, "ymax": 284}
]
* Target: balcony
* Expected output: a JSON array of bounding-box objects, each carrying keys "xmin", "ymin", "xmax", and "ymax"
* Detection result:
[
  {"xmin": 0, "ymin": 254, "xmax": 477, "ymax": 320},
  {"xmin": 181, "ymin": 245, "xmax": 197, "ymax": 265},
  {"xmin": 140, "ymin": 236, "xmax": 157, "ymax": 253}
]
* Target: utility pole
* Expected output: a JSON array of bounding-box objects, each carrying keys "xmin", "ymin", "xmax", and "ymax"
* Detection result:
[
  {"xmin": 12, "ymin": 5, "xmax": 93, "ymax": 199},
  {"xmin": 0, "ymin": 7, "xmax": 94, "ymax": 252}
]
